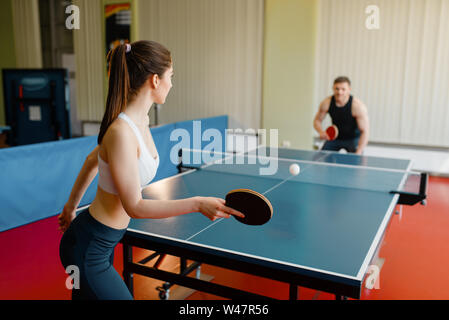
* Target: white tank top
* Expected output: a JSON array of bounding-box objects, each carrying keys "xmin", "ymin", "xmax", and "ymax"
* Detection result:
[{"xmin": 97, "ymin": 112, "xmax": 159, "ymax": 195}]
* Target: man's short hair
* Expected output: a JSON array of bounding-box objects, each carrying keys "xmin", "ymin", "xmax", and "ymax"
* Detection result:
[{"xmin": 333, "ymin": 76, "xmax": 351, "ymax": 86}]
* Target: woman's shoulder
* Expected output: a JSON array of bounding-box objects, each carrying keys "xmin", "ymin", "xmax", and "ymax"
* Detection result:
[{"xmin": 103, "ymin": 118, "xmax": 136, "ymax": 147}]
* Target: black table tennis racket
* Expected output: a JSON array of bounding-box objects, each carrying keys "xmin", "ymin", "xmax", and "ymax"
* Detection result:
[{"xmin": 225, "ymin": 189, "xmax": 273, "ymax": 226}]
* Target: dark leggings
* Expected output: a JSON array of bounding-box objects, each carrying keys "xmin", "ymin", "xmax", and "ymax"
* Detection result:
[{"xmin": 59, "ymin": 208, "xmax": 132, "ymax": 300}]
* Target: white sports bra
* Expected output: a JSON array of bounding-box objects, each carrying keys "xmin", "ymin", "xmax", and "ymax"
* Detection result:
[{"xmin": 97, "ymin": 112, "xmax": 159, "ymax": 195}]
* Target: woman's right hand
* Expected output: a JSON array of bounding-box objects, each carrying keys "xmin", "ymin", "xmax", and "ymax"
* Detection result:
[
  {"xmin": 58, "ymin": 203, "xmax": 76, "ymax": 233},
  {"xmin": 196, "ymin": 197, "xmax": 245, "ymax": 221}
]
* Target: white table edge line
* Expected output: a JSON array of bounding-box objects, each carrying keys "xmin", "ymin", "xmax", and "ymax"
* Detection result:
[
  {"xmin": 125, "ymin": 227, "xmax": 361, "ymax": 282},
  {"xmin": 355, "ymin": 159, "xmax": 413, "ymax": 280}
]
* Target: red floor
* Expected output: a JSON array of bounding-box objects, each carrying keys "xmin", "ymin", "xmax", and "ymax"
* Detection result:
[{"xmin": 1, "ymin": 176, "xmax": 448, "ymax": 300}]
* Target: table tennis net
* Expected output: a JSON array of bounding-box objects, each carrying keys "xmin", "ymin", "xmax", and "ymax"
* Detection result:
[{"xmin": 179, "ymin": 148, "xmax": 420, "ymax": 195}]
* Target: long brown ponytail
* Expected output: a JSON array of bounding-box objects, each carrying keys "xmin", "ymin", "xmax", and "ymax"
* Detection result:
[
  {"xmin": 98, "ymin": 44, "xmax": 129, "ymax": 145},
  {"xmin": 98, "ymin": 40, "xmax": 172, "ymax": 145}
]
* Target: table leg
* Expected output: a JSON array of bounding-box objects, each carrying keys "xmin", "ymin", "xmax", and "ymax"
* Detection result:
[
  {"xmin": 289, "ymin": 284, "xmax": 298, "ymax": 300},
  {"xmin": 123, "ymin": 243, "xmax": 134, "ymax": 297}
]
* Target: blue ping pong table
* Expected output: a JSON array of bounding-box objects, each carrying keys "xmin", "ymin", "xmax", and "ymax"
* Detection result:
[{"xmin": 121, "ymin": 146, "xmax": 416, "ymax": 300}]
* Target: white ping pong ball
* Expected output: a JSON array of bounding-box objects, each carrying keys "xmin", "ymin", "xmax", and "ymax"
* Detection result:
[{"xmin": 289, "ymin": 163, "xmax": 300, "ymax": 176}]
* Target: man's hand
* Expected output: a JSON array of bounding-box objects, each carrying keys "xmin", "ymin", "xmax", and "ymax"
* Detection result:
[{"xmin": 319, "ymin": 131, "xmax": 330, "ymax": 140}]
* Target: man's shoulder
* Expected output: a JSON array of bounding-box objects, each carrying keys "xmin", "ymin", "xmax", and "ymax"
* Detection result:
[
  {"xmin": 320, "ymin": 96, "xmax": 333, "ymax": 108},
  {"xmin": 352, "ymin": 97, "xmax": 367, "ymax": 108},
  {"xmin": 351, "ymin": 97, "xmax": 368, "ymax": 115}
]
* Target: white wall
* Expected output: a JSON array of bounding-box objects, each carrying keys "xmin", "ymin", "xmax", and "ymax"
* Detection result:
[
  {"xmin": 137, "ymin": 0, "xmax": 264, "ymax": 131},
  {"xmin": 316, "ymin": 0, "xmax": 449, "ymax": 147}
]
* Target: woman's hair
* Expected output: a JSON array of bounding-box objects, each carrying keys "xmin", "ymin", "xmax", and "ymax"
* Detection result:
[{"xmin": 98, "ymin": 40, "xmax": 172, "ymax": 144}]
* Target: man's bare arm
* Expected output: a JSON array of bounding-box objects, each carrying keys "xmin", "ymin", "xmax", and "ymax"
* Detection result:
[
  {"xmin": 353, "ymin": 99, "xmax": 370, "ymax": 154},
  {"xmin": 313, "ymin": 97, "xmax": 331, "ymax": 140}
]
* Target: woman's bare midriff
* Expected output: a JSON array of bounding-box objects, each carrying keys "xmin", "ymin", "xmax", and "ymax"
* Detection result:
[{"xmin": 89, "ymin": 187, "xmax": 131, "ymax": 230}]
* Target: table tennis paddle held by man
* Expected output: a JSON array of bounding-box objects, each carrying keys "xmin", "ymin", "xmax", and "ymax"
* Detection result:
[
  {"xmin": 313, "ymin": 76, "xmax": 370, "ymax": 154},
  {"xmin": 325, "ymin": 125, "xmax": 339, "ymax": 141}
]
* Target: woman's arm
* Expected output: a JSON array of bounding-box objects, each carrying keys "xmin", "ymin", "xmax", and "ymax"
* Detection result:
[
  {"xmin": 106, "ymin": 123, "xmax": 243, "ymax": 221},
  {"xmin": 58, "ymin": 146, "xmax": 99, "ymax": 232}
]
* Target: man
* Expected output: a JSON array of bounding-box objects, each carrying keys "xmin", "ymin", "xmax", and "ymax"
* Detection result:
[{"xmin": 313, "ymin": 76, "xmax": 369, "ymax": 154}]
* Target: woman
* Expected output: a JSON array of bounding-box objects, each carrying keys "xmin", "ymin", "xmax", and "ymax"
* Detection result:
[{"xmin": 58, "ymin": 40, "xmax": 243, "ymax": 300}]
